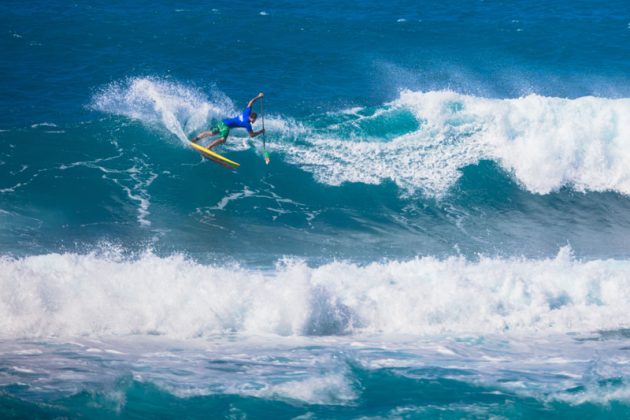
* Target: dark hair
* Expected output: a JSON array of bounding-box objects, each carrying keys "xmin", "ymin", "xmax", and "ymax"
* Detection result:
[{"xmin": 250, "ymin": 112, "xmax": 258, "ymax": 120}]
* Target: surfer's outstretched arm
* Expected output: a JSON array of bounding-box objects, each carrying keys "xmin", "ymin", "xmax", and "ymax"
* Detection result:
[{"xmin": 247, "ymin": 92, "xmax": 264, "ymax": 108}]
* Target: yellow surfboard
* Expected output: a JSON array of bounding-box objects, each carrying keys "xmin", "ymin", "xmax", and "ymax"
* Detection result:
[{"xmin": 189, "ymin": 141, "xmax": 240, "ymax": 169}]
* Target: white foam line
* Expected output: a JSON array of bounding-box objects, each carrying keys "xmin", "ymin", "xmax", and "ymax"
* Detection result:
[
  {"xmin": 57, "ymin": 154, "xmax": 158, "ymax": 227},
  {"xmin": 2, "ymin": 151, "xmax": 129, "ymax": 195},
  {"xmin": 12, "ymin": 349, "xmax": 43, "ymax": 355},
  {"xmin": 11, "ymin": 366, "xmax": 36, "ymax": 374},
  {"xmin": 58, "ymin": 154, "xmax": 125, "ymax": 172},
  {"xmin": 211, "ymin": 187, "xmax": 255, "ymax": 211},
  {"xmin": 0, "ymin": 183, "xmax": 25, "ymax": 193},
  {"xmin": 31, "ymin": 122, "xmax": 57, "ymax": 128},
  {"xmin": 9, "ymin": 165, "xmax": 28, "ymax": 176},
  {"xmin": 110, "ymin": 163, "xmax": 157, "ymax": 227},
  {"xmin": 327, "ymin": 107, "xmax": 391, "ymax": 130}
]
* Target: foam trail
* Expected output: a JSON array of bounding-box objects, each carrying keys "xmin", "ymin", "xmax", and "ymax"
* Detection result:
[{"xmin": 2, "ymin": 247, "xmax": 630, "ymax": 339}]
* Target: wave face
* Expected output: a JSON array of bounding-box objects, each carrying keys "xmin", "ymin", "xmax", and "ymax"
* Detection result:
[
  {"xmin": 91, "ymin": 79, "xmax": 630, "ymax": 197},
  {"xmin": 2, "ymin": 247, "xmax": 629, "ymax": 338}
]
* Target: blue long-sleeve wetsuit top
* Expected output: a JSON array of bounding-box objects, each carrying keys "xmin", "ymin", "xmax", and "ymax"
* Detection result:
[{"xmin": 222, "ymin": 106, "xmax": 253, "ymax": 133}]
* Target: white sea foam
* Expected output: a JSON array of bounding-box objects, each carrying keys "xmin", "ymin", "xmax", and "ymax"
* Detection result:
[
  {"xmin": 248, "ymin": 374, "xmax": 356, "ymax": 405},
  {"xmin": 554, "ymin": 386, "xmax": 630, "ymax": 406},
  {"xmin": 31, "ymin": 122, "xmax": 57, "ymax": 128},
  {"xmin": 12, "ymin": 349, "xmax": 43, "ymax": 355},
  {"xmin": 11, "ymin": 366, "xmax": 36, "ymax": 374},
  {"xmin": 1, "ymin": 247, "xmax": 630, "ymax": 339},
  {"xmin": 279, "ymin": 90, "xmax": 630, "ymax": 197},
  {"xmin": 211, "ymin": 186, "xmax": 255, "ymax": 210},
  {"xmin": 395, "ymin": 90, "xmax": 630, "ymax": 196}
]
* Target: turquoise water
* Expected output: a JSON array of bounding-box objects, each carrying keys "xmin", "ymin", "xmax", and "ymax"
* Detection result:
[{"xmin": 2, "ymin": 0, "xmax": 630, "ymax": 417}]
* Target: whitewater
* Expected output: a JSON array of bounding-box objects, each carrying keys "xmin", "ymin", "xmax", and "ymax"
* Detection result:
[{"xmin": 1, "ymin": 247, "xmax": 630, "ymax": 338}]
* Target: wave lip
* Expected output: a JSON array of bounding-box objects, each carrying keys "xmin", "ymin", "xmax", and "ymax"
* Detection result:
[{"xmin": 1, "ymin": 247, "xmax": 629, "ymax": 339}]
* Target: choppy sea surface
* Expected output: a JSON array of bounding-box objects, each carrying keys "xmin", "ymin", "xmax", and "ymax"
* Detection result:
[{"xmin": 2, "ymin": 0, "xmax": 630, "ymax": 417}]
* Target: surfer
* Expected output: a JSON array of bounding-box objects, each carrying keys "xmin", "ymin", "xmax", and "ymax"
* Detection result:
[{"xmin": 191, "ymin": 93, "xmax": 266, "ymax": 150}]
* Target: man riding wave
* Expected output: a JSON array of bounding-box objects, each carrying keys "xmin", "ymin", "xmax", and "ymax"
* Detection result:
[{"xmin": 191, "ymin": 92, "xmax": 266, "ymax": 150}]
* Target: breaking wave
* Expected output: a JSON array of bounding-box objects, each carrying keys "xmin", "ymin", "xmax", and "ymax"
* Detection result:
[
  {"xmin": 91, "ymin": 78, "xmax": 630, "ymax": 197},
  {"xmin": 2, "ymin": 247, "xmax": 630, "ymax": 338}
]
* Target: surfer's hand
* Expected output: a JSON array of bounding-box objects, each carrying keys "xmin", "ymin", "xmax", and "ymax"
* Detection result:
[{"xmin": 258, "ymin": 92, "xmax": 264, "ymax": 98}]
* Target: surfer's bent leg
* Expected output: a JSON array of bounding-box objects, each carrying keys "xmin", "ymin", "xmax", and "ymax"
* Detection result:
[
  {"xmin": 207, "ymin": 137, "xmax": 226, "ymax": 150},
  {"xmin": 205, "ymin": 122, "xmax": 230, "ymax": 149},
  {"xmin": 191, "ymin": 130, "xmax": 218, "ymax": 143}
]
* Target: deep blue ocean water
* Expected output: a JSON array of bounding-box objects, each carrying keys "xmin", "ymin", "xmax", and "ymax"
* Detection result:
[{"xmin": 2, "ymin": 0, "xmax": 630, "ymax": 417}]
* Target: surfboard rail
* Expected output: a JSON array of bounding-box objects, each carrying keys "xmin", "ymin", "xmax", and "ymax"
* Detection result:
[{"xmin": 189, "ymin": 141, "xmax": 240, "ymax": 169}]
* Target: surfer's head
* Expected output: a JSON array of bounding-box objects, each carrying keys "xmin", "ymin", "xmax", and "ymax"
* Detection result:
[{"xmin": 249, "ymin": 112, "xmax": 258, "ymax": 123}]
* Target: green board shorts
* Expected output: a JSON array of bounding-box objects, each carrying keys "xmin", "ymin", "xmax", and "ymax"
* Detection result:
[{"xmin": 212, "ymin": 121, "xmax": 230, "ymax": 140}]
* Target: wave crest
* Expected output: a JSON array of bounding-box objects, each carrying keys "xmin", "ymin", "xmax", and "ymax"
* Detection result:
[
  {"xmin": 281, "ymin": 90, "xmax": 630, "ymax": 196},
  {"xmin": 91, "ymin": 80, "xmax": 630, "ymax": 197}
]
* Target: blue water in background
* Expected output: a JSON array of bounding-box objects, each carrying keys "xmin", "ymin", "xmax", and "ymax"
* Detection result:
[{"xmin": 2, "ymin": 1, "xmax": 630, "ymax": 417}]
